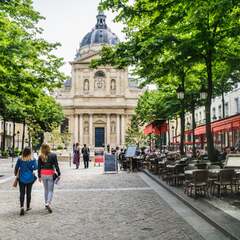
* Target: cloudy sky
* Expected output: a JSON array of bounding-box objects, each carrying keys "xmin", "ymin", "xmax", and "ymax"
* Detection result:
[{"xmin": 33, "ymin": 0, "xmax": 124, "ymax": 75}]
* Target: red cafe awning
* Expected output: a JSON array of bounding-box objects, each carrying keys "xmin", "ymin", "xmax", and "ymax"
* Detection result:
[
  {"xmin": 144, "ymin": 121, "xmax": 168, "ymax": 135},
  {"xmin": 188, "ymin": 113, "xmax": 240, "ymax": 136},
  {"xmin": 212, "ymin": 114, "xmax": 240, "ymax": 133},
  {"xmin": 194, "ymin": 125, "xmax": 206, "ymax": 135}
]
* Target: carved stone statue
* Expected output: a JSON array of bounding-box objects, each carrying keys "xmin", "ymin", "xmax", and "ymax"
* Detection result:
[{"xmin": 84, "ymin": 80, "xmax": 89, "ymax": 91}]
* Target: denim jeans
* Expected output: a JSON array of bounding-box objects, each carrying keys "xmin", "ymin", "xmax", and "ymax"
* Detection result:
[{"xmin": 42, "ymin": 175, "xmax": 54, "ymax": 205}]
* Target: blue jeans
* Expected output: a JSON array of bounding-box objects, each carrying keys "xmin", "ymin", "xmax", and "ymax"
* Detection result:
[{"xmin": 42, "ymin": 175, "xmax": 54, "ymax": 205}]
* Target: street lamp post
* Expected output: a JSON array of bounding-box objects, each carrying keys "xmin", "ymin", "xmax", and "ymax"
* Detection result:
[
  {"xmin": 176, "ymin": 84, "xmax": 185, "ymax": 156},
  {"xmin": 200, "ymin": 82, "xmax": 216, "ymax": 161}
]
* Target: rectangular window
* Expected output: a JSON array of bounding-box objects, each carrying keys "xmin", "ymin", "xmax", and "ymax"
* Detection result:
[
  {"xmin": 212, "ymin": 107, "xmax": 216, "ymax": 120},
  {"xmin": 218, "ymin": 105, "xmax": 222, "ymax": 119},
  {"xmin": 195, "ymin": 113, "xmax": 198, "ymax": 123},
  {"xmin": 235, "ymin": 98, "xmax": 240, "ymax": 113},
  {"xmin": 225, "ymin": 102, "xmax": 229, "ymax": 117}
]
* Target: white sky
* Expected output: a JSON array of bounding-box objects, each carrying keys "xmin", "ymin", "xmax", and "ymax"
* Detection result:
[{"xmin": 33, "ymin": 0, "xmax": 125, "ymax": 76}]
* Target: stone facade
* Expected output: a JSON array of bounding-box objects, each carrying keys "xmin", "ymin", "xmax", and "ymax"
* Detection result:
[{"xmin": 56, "ymin": 13, "xmax": 142, "ymax": 149}]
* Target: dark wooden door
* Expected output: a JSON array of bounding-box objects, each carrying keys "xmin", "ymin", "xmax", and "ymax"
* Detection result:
[{"xmin": 95, "ymin": 127, "xmax": 105, "ymax": 147}]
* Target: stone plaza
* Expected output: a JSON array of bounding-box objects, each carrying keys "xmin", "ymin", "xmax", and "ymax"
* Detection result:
[{"xmin": 0, "ymin": 159, "xmax": 230, "ymax": 240}]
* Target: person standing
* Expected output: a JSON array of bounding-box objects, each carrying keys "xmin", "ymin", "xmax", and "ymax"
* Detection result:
[
  {"xmin": 38, "ymin": 143, "xmax": 61, "ymax": 213},
  {"xmin": 73, "ymin": 142, "xmax": 80, "ymax": 169},
  {"xmin": 14, "ymin": 147, "xmax": 37, "ymax": 216},
  {"xmin": 81, "ymin": 144, "xmax": 90, "ymax": 168}
]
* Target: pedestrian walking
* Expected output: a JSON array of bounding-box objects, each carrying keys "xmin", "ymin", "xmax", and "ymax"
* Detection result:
[
  {"xmin": 14, "ymin": 147, "xmax": 37, "ymax": 216},
  {"xmin": 38, "ymin": 143, "xmax": 61, "ymax": 213},
  {"xmin": 81, "ymin": 144, "xmax": 90, "ymax": 168},
  {"xmin": 73, "ymin": 142, "xmax": 80, "ymax": 169}
]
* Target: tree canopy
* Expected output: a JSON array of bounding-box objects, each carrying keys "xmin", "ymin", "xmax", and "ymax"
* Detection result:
[
  {"xmin": 0, "ymin": 0, "xmax": 66, "ymax": 151},
  {"xmin": 92, "ymin": 0, "xmax": 240, "ymax": 160}
]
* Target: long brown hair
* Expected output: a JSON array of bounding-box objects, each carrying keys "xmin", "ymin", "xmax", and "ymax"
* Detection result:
[
  {"xmin": 22, "ymin": 147, "xmax": 32, "ymax": 161},
  {"xmin": 40, "ymin": 143, "xmax": 50, "ymax": 161}
]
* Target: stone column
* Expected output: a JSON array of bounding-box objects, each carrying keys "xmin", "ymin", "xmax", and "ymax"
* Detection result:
[
  {"xmin": 121, "ymin": 114, "xmax": 125, "ymax": 146},
  {"xmin": 107, "ymin": 114, "xmax": 111, "ymax": 145},
  {"xmin": 89, "ymin": 114, "xmax": 93, "ymax": 147},
  {"xmin": 79, "ymin": 114, "xmax": 83, "ymax": 146},
  {"xmin": 74, "ymin": 114, "xmax": 79, "ymax": 143},
  {"xmin": 116, "ymin": 114, "xmax": 120, "ymax": 146}
]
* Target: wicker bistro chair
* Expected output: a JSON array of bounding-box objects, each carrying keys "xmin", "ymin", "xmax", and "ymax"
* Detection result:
[
  {"xmin": 158, "ymin": 158, "xmax": 167, "ymax": 176},
  {"xmin": 208, "ymin": 171, "xmax": 219, "ymax": 195},
  {"xmin": 172, "ymin": 164, "xmax": 185, "ymax": 186},
  {"xmin": 184, "ymin": 166, "xmax": 197, "ymax": 194},
  {"xmin": 213, "ymin": 169, "xmax": 235, "ymax": 197},
  {"xmin": 165, "ymin": 164, "xmax": 177, "ymax": 185},
  {"xmin": 188, "ymin": 170, "xmax": 209, "ymax": 198},
  {"xmin": 160, "ymin": 160, "xmax": 172, "ymax": 181},
  {"xmin": 233, "ymin": 172, "xmax": 240, "ymax": 192}
]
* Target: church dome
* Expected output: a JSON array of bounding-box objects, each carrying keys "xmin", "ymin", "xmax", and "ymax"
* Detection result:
[{"xmin": 80, "ymin": 12, "xmax": 119, "ymax": 48}]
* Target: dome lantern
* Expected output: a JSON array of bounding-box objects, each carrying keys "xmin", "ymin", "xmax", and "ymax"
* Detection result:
[
  {"xmin": 95, "ymin": 12, "xmax": 107, "ymax": 29},
  {"xmin": 78, "ymin": 12, "xmax": 120, "ymax": 51}
]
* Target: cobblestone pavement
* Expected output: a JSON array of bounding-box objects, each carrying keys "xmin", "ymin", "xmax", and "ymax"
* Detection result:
[{"xmin": 0, "ymin": 162, "xmax": 204, "ymax": 240}]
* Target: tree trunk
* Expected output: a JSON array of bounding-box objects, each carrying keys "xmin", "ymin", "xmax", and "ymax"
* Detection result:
[
  {"xmin": 191, "ymin": 104, "xmax": 196, "ymax": 158},
  {"xmin": 180, "ymin": 107, "xmax": 185, "ymax": 156},
  {"xmin": 205, "ymin": 53, "xmax": 216, "ymax": 162},
  {"xmin": 2, "ymin": 119, "xmax": 6, "ymax": 152},
  {"xmin": 21, "ymin": 121, "xmax": 26, "ymax": 151},
  {"xmin": 12, "ymin": 121, "xmax": 16, "ymax": 155}
]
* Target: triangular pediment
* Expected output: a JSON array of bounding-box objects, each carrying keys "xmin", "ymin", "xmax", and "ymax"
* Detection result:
[{"xmin": 94, "ymin": 120, "xmax": 105, "ymax": 124}]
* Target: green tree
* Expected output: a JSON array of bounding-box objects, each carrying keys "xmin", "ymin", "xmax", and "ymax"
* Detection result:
[
  {"xmin": 93, "ymin": 0, "xmax": 240, "ymax": 161},
  {"xmin": 0, "ymin": 0, "xmax": 66, "ymax": 151}
]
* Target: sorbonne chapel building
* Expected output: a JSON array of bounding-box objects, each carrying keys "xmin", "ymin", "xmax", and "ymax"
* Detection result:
[{"xmin": 55, "ymin": 12, "xmax": 142, "ymax": 149}]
